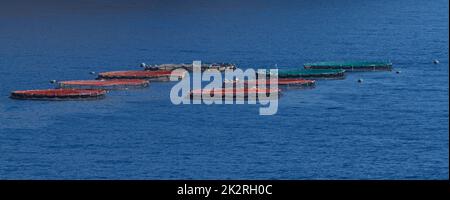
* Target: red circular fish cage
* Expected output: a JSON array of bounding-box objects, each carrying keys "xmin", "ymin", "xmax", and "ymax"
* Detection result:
[
  {"xmin": 190, "ymin": 88, "xmax": 281, "ymax": 99},
  {"xmin": 245, "ymin": 78, "xmax": 315, "ymax": 86},
  {"xmin": 58, "ymin": 79, "xmax": 149, "ymax": 90},
  {"xmin": 274, "ymin": 78, "xmax": 315, "ymax": 86},
  {"xmin": 10, "ymin": 89, "xmax": 107, "ymax": 100},
  {"xmin": 97, "ymin": 70, "xmax": 186, "ymax": 81},
  {"xmin": 224, "ymin": 78, "xmax": 315, "ymax": 87}
]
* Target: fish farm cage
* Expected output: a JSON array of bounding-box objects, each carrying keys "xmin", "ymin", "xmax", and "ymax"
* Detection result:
[
  {"xmin": 189, "ymin": 88, "xmax": 281, "ymax": 100},
  {"xmin": 304, "ymin": 61, "xmax": 392, "ymax": 71},
  {"xmin": 224, "ymin": 78, "xmax": 316, "ymax": 88},
  {"xmin": 97, "ymin": 70, "xmax": 186, "ymax": 81},
  {"xmin": 259, "ymin": 69, "xmax": 346, "ymax": 79},
  {"xmin": 10, "ymin": 89, "xmax": 107, "ymax": 100},
  {"xmin": 58, "ymin": 79, "xmax": 149, "ymax": 90}
]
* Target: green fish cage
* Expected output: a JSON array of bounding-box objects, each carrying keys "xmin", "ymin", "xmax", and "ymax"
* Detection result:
[{"xmin": 304, "ymin": 61, "xmax": 392, "ymax": 71}]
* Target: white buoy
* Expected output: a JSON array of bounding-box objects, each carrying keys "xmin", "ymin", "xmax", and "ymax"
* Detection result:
[{"xmin": 433, "ymin": 59, "xmax": 440, "ymax": 64}]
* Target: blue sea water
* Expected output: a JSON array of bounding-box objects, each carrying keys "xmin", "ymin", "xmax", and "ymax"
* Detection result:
[{"xmin": 0, "ymin": 0, "xmax": 448, "ymax": 179}]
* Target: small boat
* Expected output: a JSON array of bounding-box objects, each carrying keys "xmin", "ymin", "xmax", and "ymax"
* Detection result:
[
  {"xmin": 10, "ymin": 89, "xmax": 107, "ymax": 100},
  {"xmin": 261, "ymin": 69, "xmax": 345, "ymax": 79},
  {"xmin": 304, "ymin": 61, "xmax": 392, "ymax": 71},
  {"xmin": 189, "ymin": 88, "xmax": 280, "ymax": 99},
  {"xmin": 58, "ymin": 79, "xmax": 149, "ymax": 90},
  {"xmin": 98, "ymin": 70, "xmax": 186, "ymax": 81}
]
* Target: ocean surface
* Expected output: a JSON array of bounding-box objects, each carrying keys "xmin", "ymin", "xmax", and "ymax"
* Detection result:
[{"xmin": 0, "ymin": 0, "xmax": 448, "ymax": 179}]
